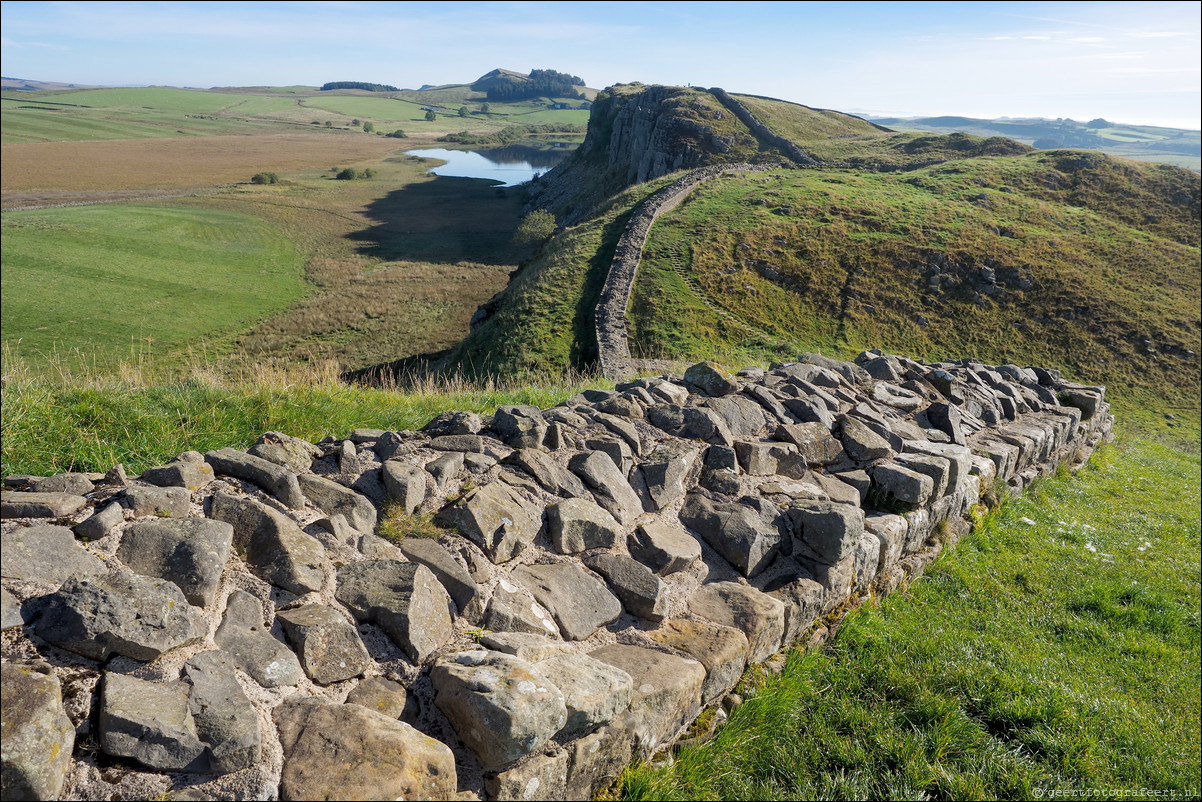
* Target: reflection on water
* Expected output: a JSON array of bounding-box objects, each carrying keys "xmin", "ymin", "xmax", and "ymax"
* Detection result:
[{"xmin": 404, "ymin": 146, "xmax": 572, "ymax": 186}]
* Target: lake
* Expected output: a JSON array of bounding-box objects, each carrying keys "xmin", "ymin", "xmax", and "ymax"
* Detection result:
[{"xmin": 404, "ymin": 146, "xmax": 571, "ymax": 187}]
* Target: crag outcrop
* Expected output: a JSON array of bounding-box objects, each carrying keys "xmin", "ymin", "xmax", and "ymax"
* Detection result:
[{"xmin": 2, "ymin": 351, "xmax": 1112, "ymax": 800}]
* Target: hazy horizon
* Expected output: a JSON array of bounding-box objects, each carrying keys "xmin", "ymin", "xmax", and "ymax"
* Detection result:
[{"xmin": 2, "ymin": 1, "xmax": 1199, "ymax": 130}]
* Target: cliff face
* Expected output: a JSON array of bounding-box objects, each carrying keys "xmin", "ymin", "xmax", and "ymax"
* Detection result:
[{"xmin": 530, "ymin": 84, "xmax": 775, "ymax": 224}]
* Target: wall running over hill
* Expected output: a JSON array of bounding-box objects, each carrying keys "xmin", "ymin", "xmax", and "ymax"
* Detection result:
[
  {"xmin": 595, "ymin": 163, "xmax": 773, "ymax": 380},
  {"xmin": 707, "ymin": 87, "xmax": 819, "ymax": 167},
  {"xmin": 1, "ymin": 352, "xmax": 1112, "ymax": 801}
]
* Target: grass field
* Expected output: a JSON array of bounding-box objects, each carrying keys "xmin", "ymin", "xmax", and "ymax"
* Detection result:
[
  {"xmin": 627, "ymin": 159, "xmax": 1200, "ymax": 412},
  {"xmin": 622, "ymin": 431, "xmax": 1201, "ymax": 800},
  {"xmin": 1, "ymin": 204, "xmax": 305, "ymax": 370}
]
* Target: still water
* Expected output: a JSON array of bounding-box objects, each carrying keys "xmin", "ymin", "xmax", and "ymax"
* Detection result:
[{"xmin": 404, "ymin": 146, "xmax": 570, "ymax": 187}]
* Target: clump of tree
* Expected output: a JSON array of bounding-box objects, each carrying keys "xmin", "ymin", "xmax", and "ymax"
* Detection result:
[
  {"xmin": 473, "ymin": 69, "xmax": 585, "ymax": 102},
  {"xmin": 362, "ymin": 122, "xmax": 375, "ymax": 133},
  {"xmin": 335, "ymin": 168, "xmax": 376, "ymax": 180},
  {"xmin": 425, "ymin": 110, "xmax": 437, "ymax": 121},
  {"xmin": 250, "ymin": 172, "xmax": 279, "ymax": 184},
  {"xmin": 385, "ymin": 129, "xmax": 408, "ymax": 138},
  {"xmin": 513, "ymin": 209, "xmax": 557, "ymax": 248},
  {"xmin": 320, "ymin": 81, "xmax": 399, "ymax": 92}
]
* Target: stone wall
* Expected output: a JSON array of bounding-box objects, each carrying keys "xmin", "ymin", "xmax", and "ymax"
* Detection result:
[
  {"xmin": 707, "ymin": 87, "xmax": 820, "ymax": 167},
  {"xmin": 595, "ymin": 163, "xmax": 774, "ymax": 381},
  {"xmin": 1, "ymin": 352, "xmax": 1113, "ymax": 801}
]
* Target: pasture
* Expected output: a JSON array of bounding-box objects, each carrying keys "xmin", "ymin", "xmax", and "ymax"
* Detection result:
[{"xmin": 1, "ymin": 204, "xmax": 305, "ymax": 370}]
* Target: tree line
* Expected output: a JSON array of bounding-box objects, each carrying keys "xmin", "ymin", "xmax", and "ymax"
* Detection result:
[{"xmin": 320, "ymin": 81, "xmax": 399, "ymax": 92}]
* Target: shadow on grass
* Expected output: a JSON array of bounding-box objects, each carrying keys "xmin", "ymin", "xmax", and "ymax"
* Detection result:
[{"xmin": 348, "ymin": 175, "xmax": 525, "ymax": 266}]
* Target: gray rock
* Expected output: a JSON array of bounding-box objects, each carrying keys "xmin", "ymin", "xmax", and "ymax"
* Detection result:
[
  {"xmin": 124, "ymin": 484, "xmax": 191, "ymax": 518},
  {"xmin": 30, "ymin": 472, "xmax": 94, "ymax": 495},
  {"xmin": 74, "ymin": 500, "xmax": 125, "ymax": 541},
  {"xmin": 690, "ymin": 581, "xmax": 786, "ymax": 664},
  {"xmin": 373, "ymin": 430, "xmax": 415, "ymax": 461},
  {"xmin": 335, "ymin": 560, "xmax": 452, "ymax": 663},
  {"xmin": 759, "ymin": 572, "xmax": 825, "ymax": 646},
  {"xmin": 641, "ymin": 441, "xmax": 700, "ymax": 510},
  {"xmin": 808, "ymin": 471, "xmax": 863, "ymax": 506},
  {"xmin": 679, "ymin": 493, "xmax": 781, "ymax": 578},
  {"xmin": 1, "ymin": 524, "xmax": 105, "ymax": 584},
  {"xmin": 37, "ymin": 573, "xmax": 206, "ymax": 661},
  {"xmin": 0, "ymin": 662, "xmax": 74, "ymax": 800},
  {"xmin": 733, "ymin": 440, "xmax": 797, "ymax": 476},
  {"xmin": 628, "ymin": 519, "xmax": 701, "ymax": 575},
  {"xmin": 0, "ymin": 491, "xmax": 88, "ymax": 519},
  {"xmin": 398, "ymin": 536, "xmax": 483, "ymax": 623},
  {"xmin": 298, "ymin": 472, "xmax": 377, "ymax": 534},
  {"xmin": 646, "ymin": 405, "xmax": 735, "ymax": 447},
  {"xmin": 797, "ymin": 353, "xmax": 872, "ymax": 387},
  {"xmin": 904, "ymin": 440, "xmax": 974, "ymax": 493},
  {"xmin": 117, "ymin": 518, "xmax": 234, "ymax": 607},
  {"xmin": 537, "ymin": 653, "xmax": 634, "ymax": 737},
  {"xmin": 744, "ymin": 384, "xmax": 792, "ymax": 422},
  {"xmin": 588, "ymin": 644, "xmax": 705, "ymax": 758},
  {"xmin": 142, "ymin": 451, "xmax": 215, "ymax": 491},
  {"xmin": 274, "ymin": 698, "xmax": 457, "ymax": 801},
  {"xmin": 99, "ymin": 672, "xmax": 207, "ymax": 771},
  {"xmin": 773, "ymin": 422, "xmax": 845, "ymax": 466},
  {"xmin": 278, "ymin": 604, "xmax": 371, "ymax": 685},
  {"xmin": 683, "ymin": 361, "xmax": 738, "ymax": 396},
  {"xmin": 862, "ymin": 356, "xmax": 901, "ymax": 381},
  {"xmin": 596, "ymin": 395, "xmax": 644, "ymax": 419},
  {"xmin": 484, "ymin": 579, "xmax": 561, "ymax": 637},
  {"xmin": 205, "ymin": 447, "xmax": 305, "ymax": 509},
  {"xmin": 594, "ymin": 412, "xmax": 643, "ymax": 456},
  {"xmin": 871, "ymin": 382, "xmax": 924, "ymax": 412},
  {"xmin": 838, "ymin": 415, "xmax": 893, "ymax": 462},
  {"xmin": 648, "ymin": 619, "xmax": 749, "ymax": 704},
  {"xmin": 512, "ymin": 563, "xmax": 622, "ymax": 641},
  {"xmin": 251, "ymin": 431, "xmax": 321, "ymax": 472},
  {"xmin": 924, "ymin": 401, "xmax": 967, "ymax": 445},
  {"xmin": 1, "ymin": 587, "xmax": 23, "ymax": 630},
  {"xmin": 781, "ymin": 396, "xmax": 836, "ymax": 429},
  {"xmin": 789, "ymin": 501, "xmax": 865, "ymax": 565},
  {"xmin": 870, "ymin": 463, "xmax": 935, "ymax": 510},
  {"xmin": 424, "ymin": 451, "xmax": 464, "ymax": 491},
  {"xmin": 431, "ymin": 650, "xmax": 567, "ymax": 769},
  {"xmin": 584, "ymin": 436, "xmax": 634, "ymax": 477},
  {"xmin": 852, "ymin": 532, "xmax": 883, "ymax": 594},
  {"xmin": 796, "ymin": 552, "xmax": 856, "ymax": 608},
  {"xmin": 350, "ymin": 428, "xmax": 387, "ymax": 443},
  {"xmin": 436, "ymin": 481, "xmax": 541, "ymax": 564},
  {"xmin": 705, "ymin": 394, "xmax": 767, "ymax": 437},
  {"xmin": 546, "ymin": 498, "xmax": 622, "ymax": 554},
  {"xmin": 486, "ymin": 749, "xmax": 570, "ymax": 802},
  {"xmin": 465, "ymin": 452, "xmax": 498, "ymax": 473},
  {"xmin": 569, "ymin": 451, "xmax": 644, "ymax": 525},
  {"xmin": 209, "ymin": 493, "xmax": 325, "ymax": 595},
  {"xmin": 214, "ymin": 590, "xmax": 304, "ymax": 688},
  {"xmin": 833, "ymin": 469, "xmax": 872, "ymax": 503},
  {"xmin": 422, "ymin": 410, "xmax": 484, "ymax": 436},
  {"xmin": 584, "ymin": 553, "xmax": 668, "ymax": 622},
  {"xmin": 480, "ymin": 632, "xmax": 573, "ymax": 662},
  {"xmin": 381, "ymin": 460, "xmax": 429, "ymax": 514},
  {"xmin": 896, "ymin": 453, "xmax": 951, "ymax": 499},
  {"xmin": 505, "ymin": 448, "xmax": 588, "ymax": 498},
  {"xmin": 182, "ymin": 650, "xmax": 261, "ymax": 773},
  {"xmin": 491, "ymin": 405, "xmax": 548, "ymax": 449},
  {"xmin": 429, "ymin": 434, "xmax": 487, "ymax": 453},
  {"xmin": 338, "ymin": 439, "xmax": 359, "ymax": 475},
  {"xmin": 346, "ymin": 676, "xmax": 408, "ymax": 719},
  {"xmin": 864, "ymin": 513, "xmax": 908, "ymax": 576}
]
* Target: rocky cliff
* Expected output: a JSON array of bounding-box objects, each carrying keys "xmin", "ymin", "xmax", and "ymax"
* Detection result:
[{"xmin": 529, "ymin": 84, "xmax": 790, "ymax": 225}]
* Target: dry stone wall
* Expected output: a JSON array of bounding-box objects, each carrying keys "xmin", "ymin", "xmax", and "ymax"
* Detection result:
[
  {"xmin": 1, "ymin": 352, "xmax": 1113, "ymax": 801},
  {"xmin": 595, "ymin": 163, "xmax": 774, "ymax": 380},
  {"xmin": 707, "ymin": 87, "xmax": 820, "ymax": 167}
]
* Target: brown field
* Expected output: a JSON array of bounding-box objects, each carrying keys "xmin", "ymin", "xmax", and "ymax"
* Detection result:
[{"xmin": 0, "ymin": 130, "xmax": 444, "ymax": 205}]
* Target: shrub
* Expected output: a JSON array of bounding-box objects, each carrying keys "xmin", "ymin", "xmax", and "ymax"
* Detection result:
[
  {"xmin": 250, "ymin": 172, "xmax": 279, "ymax": 185},
  {"xmin": 513, "ymin": 209, "xmax": 557, "ymax": 247},
  {"xmin": 362, "ymin": 122, "xmax": 374, "ymax": 133},
  {"xmin": 335, "ymin": 168, "xmax": 358, "ymax": 180},
  {"xmin": 425, "ymin": 110, "xmax": 437, "ymax": 122},
  {"xmin": 385, "ymin": 129, "xmax": 407, "ymax": 138}
]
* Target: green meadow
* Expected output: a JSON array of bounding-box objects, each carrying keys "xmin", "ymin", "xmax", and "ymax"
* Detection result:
[{"xmin": 1, "ymin": 204, "xmax": 305, "ymax": 369}]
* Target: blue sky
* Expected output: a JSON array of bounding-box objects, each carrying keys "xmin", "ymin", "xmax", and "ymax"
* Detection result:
[{"xmin": 2, "ymin": 1, "xmax": 1199, "ymax": 128}]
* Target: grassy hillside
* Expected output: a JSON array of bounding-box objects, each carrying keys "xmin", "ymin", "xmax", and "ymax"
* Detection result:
[{"xmin": 626, "ymin": 154, "xmax": 1200, "ymax": 411}]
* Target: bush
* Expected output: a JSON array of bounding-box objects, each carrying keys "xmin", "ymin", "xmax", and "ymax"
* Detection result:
[
  {"xmin": 513, "ymin": 209, "xmax": 557, "ymax": 247},
  {"xmin": 385, "ymin": 129, "xmax": 407, "ymax": 138},
  {"xmin": 250, "ymin": 172, "xmax": 279, "ymax": 185},
  {"xmin": 335, "ymin": 168, "xmax": 358, "ymax": 180},
  {"xmin": 425, "ymin": 110, "xmax": 437, "ymax": 122},
  {"xmin": 362, "ymin": 122, "xmax": 374, "ymax": 133}
]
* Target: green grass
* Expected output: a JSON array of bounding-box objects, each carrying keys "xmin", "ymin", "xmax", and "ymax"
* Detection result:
[
  {"xmin": 1, "ymin": 204, "xmax": 305, "ymax": 370},
  {"xmin": 0, "ymin": 355, "xmax": 603, "ymax": 476},
  {"xmin": 622, "ymin": 432, "xmax": 1201, "ymax": 800},
  {"xmin": 627, "ymin": 156, "xmax": 1200, "ymax": 411}
]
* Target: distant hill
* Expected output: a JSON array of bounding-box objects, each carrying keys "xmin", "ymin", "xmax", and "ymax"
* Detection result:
[
  {"xmin": 1, "ymin": 76, "xmax": 108, "ymax": 91},
  {"xmin": 867, "ymin": 114, "xmax": 1200, "ymax": 170}
]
